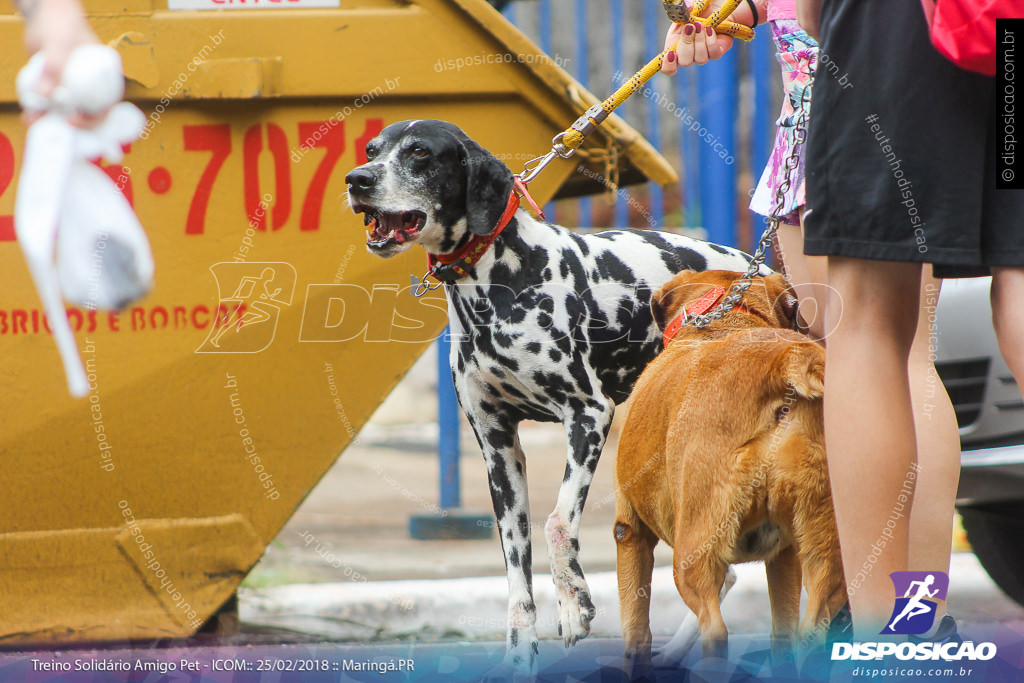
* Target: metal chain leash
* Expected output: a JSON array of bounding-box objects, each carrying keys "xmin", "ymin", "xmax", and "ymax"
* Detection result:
[
  {"xmin": 510, "ymin": 2, "xmax": 813, "ymax": 329},
  {"xmin": 680, "ymin": 75, "xmax": 813, "ymax": 329},
  {"xmin": 517, "ymin": 1, "xmax": 753, "ymax": 188}
]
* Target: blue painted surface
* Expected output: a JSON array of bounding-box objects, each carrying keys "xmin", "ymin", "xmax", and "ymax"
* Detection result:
[
  {"xmin": 642, "ymin": 0, "xmax": 664, "ymax": 228},
  {"xmin": 611, "ymin": 0, "xmax": 628, "ymax": 228},
  {"xmin": 436, "ymin": 329, "xmax": 461, "ymax": 510},
  {"xmin": 751, "ymin": 28, "xmax": 774, "ymax": 188},
  {"xmin": 750, "ymin": 26, "xmax": 776, "ymax": 260},
  {"xmin": 538, "ymin": 0, "xmax": 552, "ymax": 54},
  {"xmin": 428, "ymin": 3, "xmax": 783, "ymax": 521},
  {"xmin": 575, "ymin": 0, "xmax": 592, "ymax": 228},
  {"xmin": 538, "ymin": 0, "xmax": 556, "ymax": 222},
  {"xmin": 695, "ymin": 46, "xmax": 738, "ymax": 247},
  {"xmin": 679, "ymin": 66, "xmax": 700, "ymax": 229}
]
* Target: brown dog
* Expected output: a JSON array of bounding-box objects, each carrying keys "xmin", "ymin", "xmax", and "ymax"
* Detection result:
[{"xmin": 614, "ymin": 270, "xmax": 846, "ymax": 670}]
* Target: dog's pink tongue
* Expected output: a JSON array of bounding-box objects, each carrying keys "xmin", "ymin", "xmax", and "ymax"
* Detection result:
[{"xmin": 394, "ymin": 230, "xmax": 407, "ymax": 244}]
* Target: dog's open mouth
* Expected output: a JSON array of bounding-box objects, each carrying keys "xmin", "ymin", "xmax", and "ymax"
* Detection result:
[{"xmin": 355, "ymin": 207, "xmax": 426, "ymax": 249}]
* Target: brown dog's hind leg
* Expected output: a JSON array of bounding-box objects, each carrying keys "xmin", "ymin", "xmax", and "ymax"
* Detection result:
[
  {"xmin": 795, "ymin": 452, "xmax": 848, "ymax": 655},
  {"xmin": 765, "ymin": 545, "xmax": 802, "ymax": 664},
  {"xmin": 673, "ymin": 549, "xmax": 730, "ymax": 660},
  {"xmin": 614, "ymin": 507, "xmax": 658, "ymax": 678}
]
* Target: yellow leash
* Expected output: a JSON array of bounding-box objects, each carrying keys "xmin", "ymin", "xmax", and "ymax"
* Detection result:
[
  {"xmin": 518, "ymin": 0, "xmax": 754, "ymax": 185},
  {"xmin": 672, "ymin": 0, "xmax": 756, "ymax": 37}
]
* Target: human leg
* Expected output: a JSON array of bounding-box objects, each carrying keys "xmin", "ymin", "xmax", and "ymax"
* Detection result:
[
  {"xmin": 824, "ymin": 256, "xmax": 921, "ymax": 636},
  {"xmin": 991, "ymin": 267, "xmax": 1024, "ymax": 387},
  {"xmin": 907, "ymin": 273, "xmax": 960, "ymax": 620},
  {"xmin": 776, "ymin": 221, "xmax": 828, "ymax": 340}
]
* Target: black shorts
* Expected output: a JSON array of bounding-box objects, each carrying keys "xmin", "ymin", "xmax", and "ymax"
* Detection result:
[{"xmin": 802, "ymin": 0, "xmax": 1024, "ymax": 277}]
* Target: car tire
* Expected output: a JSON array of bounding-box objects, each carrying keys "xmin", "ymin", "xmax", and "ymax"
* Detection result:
[{"xmin": 960, "ymin": 503, "xmax": 1024, "ymax": 608}]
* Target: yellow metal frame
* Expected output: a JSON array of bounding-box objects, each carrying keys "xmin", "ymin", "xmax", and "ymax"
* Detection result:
[
  {"xmin": 0, "ymin": 0, "xmax": 683, "ymax": 645},
  {"xmin": 553, "ymin": 0, "xmax": 751, "ymax": 158}
]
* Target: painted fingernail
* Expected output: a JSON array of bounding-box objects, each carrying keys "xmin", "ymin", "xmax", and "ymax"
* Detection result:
[
  {"xmin": 706, "ymin": 24, "xmax": 714, "ymax": 36},
  {"xmin": 683, "ymin": 23, "xmax": 694, "ymax": 36},
  {"xmin": 666, "ymin": 50, "xmax": 676, "ymax": 63}
]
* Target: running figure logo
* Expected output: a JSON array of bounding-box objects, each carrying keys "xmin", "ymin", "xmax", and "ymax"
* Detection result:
[
  {"xmin": 197, "ymin": 262, "xmax": 296, "ymax": 353},
  {"xmin": 881, "ymin": 571, "xmax": 949, "ymax": 635}
]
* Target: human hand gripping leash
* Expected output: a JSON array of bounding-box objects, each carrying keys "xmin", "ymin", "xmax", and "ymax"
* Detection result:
[
  {"xmin": 515, "ymin": 0, "xmax": 757, "ymax": 213},
  {"xmin": 517, "ymin": 0, "xmax": 753, "ymax": 190},
  {"xmin": 415, "ymin": 0, "xmax": 787, "ymax": 303},
  {"xmin": 516, "ymin": 0, "xmax": 807, "ymax": 330}
]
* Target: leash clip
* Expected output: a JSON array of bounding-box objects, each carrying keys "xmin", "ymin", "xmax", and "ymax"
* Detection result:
[
  {"xmin": 410, "ymin": 272, "xmax": 443, "ymax": 298},
  {"xmin": 519, "ymin": 127, "xmax": 581, "ymax": 187},
  {"xmin": 519, "ymin": 150, "xmax": 559, "ymax": 185},
  {"xmin": 551, "ymin": 131, "xmax": 576, "ymax": 159},
  {"xmin": 663, "ymin": 1, "xmax": 693, "ymax": 23}
]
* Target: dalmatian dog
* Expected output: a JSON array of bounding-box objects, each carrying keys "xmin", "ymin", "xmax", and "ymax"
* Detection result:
[{"xmin": 345, "ymin": 120, "xmax": 763, "ymax": 672}]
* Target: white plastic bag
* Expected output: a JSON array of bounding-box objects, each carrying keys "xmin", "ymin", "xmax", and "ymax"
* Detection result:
[{"xmin": 14, "ymin": 45, "xmax": 153, "ymax": 397}]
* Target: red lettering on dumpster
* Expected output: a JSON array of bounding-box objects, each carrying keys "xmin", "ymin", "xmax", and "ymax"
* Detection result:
[
  {"xmin": 98, "ymin": 144, "xmax": 134, "ymax": 207},
  {"xmin": 12, "ymin": 309, "xmax": 27, "ymax": 334},
  {"xmin": 0, "ymin": 132, "xmax": 14, "ymax": 241},
  {"xmin": 0, "ymin": 118, "xmax": 391, "ymax": 242},
  {"xmin": 298, "ymin": 120, "xmax": 346, "ymax": 231},
  {"xmin": 243, "ymin": 123, "xmax": 292, "ymax": 231},
  {"xmin": 183, "ymin": 124, "xmax": 232, "ymax": 236}
]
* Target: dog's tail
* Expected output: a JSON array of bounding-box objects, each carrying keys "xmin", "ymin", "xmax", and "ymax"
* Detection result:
[{"xmin": 775, "ymin": 343, "xmax": 825, "ymax": 400}]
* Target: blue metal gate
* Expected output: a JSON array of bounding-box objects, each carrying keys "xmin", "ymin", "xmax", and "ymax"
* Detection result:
[
  {"xmin": 420, "ymin": 0, "xmax": 783, "ymax": 534},
  {"xmin": 503, "ymin": 0, "xmax": 778, "ymax": 247}
]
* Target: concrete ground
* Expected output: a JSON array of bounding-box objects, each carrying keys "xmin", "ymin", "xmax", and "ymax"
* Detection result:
[
  {"xmin": 7, "ymin": 344, "xmax": 1024, "ymax": 683},
  {"xmin": 245, "ymin": 345, "xmax": 652, "ymax": 588},
  {"xmin": 240, "ymin": 344, "xmax": 1024, "ymax": 644},
  {"xmin": 246, "ymin": 416, "xmax": 641, "ymax": 586}
]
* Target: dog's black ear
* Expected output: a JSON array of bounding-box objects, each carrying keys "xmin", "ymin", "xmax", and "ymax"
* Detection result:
[
  {"xmin": 766, "ymin": 274, "xmax": 805, "ymax": 332},
  {"xmin": 459, "ymin": 137, "xmax": 515, "ymax": 235}
]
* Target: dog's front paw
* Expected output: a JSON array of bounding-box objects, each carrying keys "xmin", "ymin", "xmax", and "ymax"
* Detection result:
[
  {"xmin": 483, "ymin": 640, "xmax": 539, "ymax": 682},
  {"xmin": 480, "ymin": 661, "xmax": 531, "ymax": 683},
  {"xmin": 623, "ymin": 651, "xmax": 655, "ymax": 682},
  {"xmin": 653, "ymin": 567, "xmax": 737, "ymax": 666},
  {"xmin": 652, "ymin": 613, "xmax": 700, "ymax": 667},
  {"xmin": 555, "ymin": 582, "xmax": 596, "ymax": 647}
]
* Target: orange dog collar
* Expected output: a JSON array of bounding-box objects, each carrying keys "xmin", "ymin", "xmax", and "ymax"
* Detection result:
[
  {"xmin": 662, "ymin": 286, "xmax": 762, "ymax": 345},
  {"xmin": 663, "ymin": 285, "xmax": 726, "ymax": 346},
  {"xmin": 427, "ymin": 189, "xmax": 520, "ymax": 283}
]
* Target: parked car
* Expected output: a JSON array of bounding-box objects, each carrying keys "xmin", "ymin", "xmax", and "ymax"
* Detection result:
[{"xmin": 936, "ymin": 277, "xmax": 1024, "ymax": 607}]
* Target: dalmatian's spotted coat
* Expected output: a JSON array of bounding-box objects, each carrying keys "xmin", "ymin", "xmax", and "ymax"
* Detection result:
[{"xmin": 345, "ymin": 120, "xmax": 766, "ymax": 672}]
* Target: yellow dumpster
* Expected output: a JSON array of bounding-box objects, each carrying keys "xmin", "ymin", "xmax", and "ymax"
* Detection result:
[{"xmin": 0, "ymin": 0, "xmax": 676, "ymax": 644}]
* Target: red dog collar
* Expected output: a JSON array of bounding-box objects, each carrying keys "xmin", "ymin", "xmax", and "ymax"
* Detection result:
[
  {"xmin": 662, "ymin": 286, "xmax": 725, "ymax": 346},
  {"xmin": 662, "ymin": 286, "xmax": 762, "ymax": 345},
  {"xmin": 427, "ymin": 189, "xmax": 520, "ymax": 283}
]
